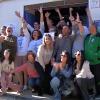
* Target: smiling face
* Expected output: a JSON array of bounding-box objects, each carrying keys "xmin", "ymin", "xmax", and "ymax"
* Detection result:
[
  {"xmin": 32, "ymin": 30, "xmax": 40, "ymax": 40},
  {"xmin": 27, "ymin": 53, "xmax": 35, "ymax": 63},
  {"xmin": 75, "ymin": 51, "xmax": 81, "ymax": 62},
  {"xmin": 44, "ymin": 35, "xmax": 52, "ymax": 46},
  {"xmin": 62, "ymin": 25, "xmax": 70, "ymax": 36},
  {"xmin": 61, "ymin": 51, "xmax": 69, "ymax": 63},
  {"xmin": 6, "ymin": 27, "xmax": 13, "ymax": 36},
  {"xmin": 34, "ymin": 22, "xmax": 40, "ymax": 30},
  {"xmin": 4, "ymin": 50, "xmax": 10, "ymax": 60}
]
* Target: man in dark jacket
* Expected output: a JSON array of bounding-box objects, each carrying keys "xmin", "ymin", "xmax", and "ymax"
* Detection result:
[{"xmin": 2, "ymin": 26, "xmax": 17, "ymax": 61}]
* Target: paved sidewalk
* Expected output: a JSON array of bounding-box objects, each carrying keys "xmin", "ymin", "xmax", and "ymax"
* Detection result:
[
  {"xmin": 0, "ymin": 90, "xmax": 53, "ymax": 100},
  {"xmin": 0, "ymin": 90, "xmax": 100, "ymax": 100}
]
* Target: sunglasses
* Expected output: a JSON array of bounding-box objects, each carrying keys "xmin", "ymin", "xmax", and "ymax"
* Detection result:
[
  {"xmin": 74, "ymin": 51, "xmax": 81, "ymax": 56},
  {"xmin": 75, "ymin": 53, "xmax": 81, "ymax": 56}
]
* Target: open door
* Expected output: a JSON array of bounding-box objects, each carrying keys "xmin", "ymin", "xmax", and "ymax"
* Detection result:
[{"xmin": 24, "ymin": 0, "xmax": 88, "ymax": 32}]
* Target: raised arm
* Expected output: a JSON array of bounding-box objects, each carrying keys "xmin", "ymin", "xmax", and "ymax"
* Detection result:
[
  {"xmin": 86, "ymin": 7, "xmax": 93, "ymax": 28},
  {"xmin": 15, "ymin": 11, "xmax": 27, "ymax": 29},
  {"xmin": 76, "ymin": 13, "xmax": 84, "ymax": 36},
  {"xmin": 69, "ymin": 8, "xmax": 76, "ymax": 26},
  {"xmin": 69, "ymin": 8, "xmax": 77, "ymax": 40},
  {"xmin": 39, "ymin": 7, "xmax": 44, "ymax": 23},
  {"xmin": 38, "ymin": 7, "xmax": 45, "ymax": 34},
  {"xmin": 55, "ymin": 8, "xmax": 64, "ymax": 20},
  {"xmin": 15, "ymin": 11, "xmax": 30, "ymax": 39},
  {"xmin": 15, "ymin": 11, "xmax": 34, "ymax": 33},
  {"xmin": 45, "ymin": 12, "xmax": 52, "ymax": 30}
]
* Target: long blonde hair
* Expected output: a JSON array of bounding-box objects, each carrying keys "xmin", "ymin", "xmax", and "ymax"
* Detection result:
[{"xmin": 43, "ymin": 34, "xmax": 53, "ymax": 49}]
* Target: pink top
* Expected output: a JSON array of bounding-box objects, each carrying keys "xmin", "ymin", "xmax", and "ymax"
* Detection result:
[{"xmin": 15, "ymin": 62, "xmax": 39, "ymax": 78}]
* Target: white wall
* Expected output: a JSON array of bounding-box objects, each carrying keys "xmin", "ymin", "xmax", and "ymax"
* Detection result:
[{"xmin": 0, "ymin": 0, "xmax": 62, "ymax": 35}]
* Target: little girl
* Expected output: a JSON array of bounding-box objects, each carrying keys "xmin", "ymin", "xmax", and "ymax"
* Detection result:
[{"xmin": 0, "ymin": 49, "xmax": 20, "ymax": 95}]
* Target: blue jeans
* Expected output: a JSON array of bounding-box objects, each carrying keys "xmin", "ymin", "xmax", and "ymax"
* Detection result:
[
  {"xmin": 50, "ymin": 77, "xmax": 61, "ymax": 100},
  {"xmin": 28, "ymin": 77, "xmax": 40, "ymax": 88}
]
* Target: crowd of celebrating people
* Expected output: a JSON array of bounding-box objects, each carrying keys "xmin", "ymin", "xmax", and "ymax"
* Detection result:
[{"xmin": 0, "ymin": 7, "xmax": 100, "ymax": 100}]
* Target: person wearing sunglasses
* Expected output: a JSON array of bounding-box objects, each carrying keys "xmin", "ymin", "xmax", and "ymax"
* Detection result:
[
  {"xmin": 50, "ymin": 50, "xmax": 73, "ymax": 100},
  {"xmin": 1, "ymin": 26, "xmax": 17, "ymax": 61},
  {"xmin": 74, "ymin": 50, "xmax": 96, "ymax": 100}
]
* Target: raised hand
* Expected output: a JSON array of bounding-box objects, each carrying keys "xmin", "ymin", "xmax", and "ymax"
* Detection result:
[
  {"xmin": 69, "ymin": 8, "xmax": 73, "ymax": 13},
  {"xmin": 76, "ymin": 12, "xmax": 81, "ymax": 22},
  {"xmin": 45, "ymin": 12, "xmax": 50, "ymax": 18},
  {"xmin": 15, "ymin": 11, "xmax": 21, "ymax": 18},
  {"xmin": 55, "ymin": 8, "xmax": 60, "ymax": 13},
  {"xmin": 69, "ymin": 8, "xmax": 75, "ymax": 21},
  {"xmin": 21, "ymin": 17, "xmax": 25, "ymax": 23},
  {"xmin": 69, "ymin": 16, "xmax": 75, "ymax": 21},
  {"xmin": 55, "ymin": 8, "xmax": 64, "ymax": 20}
]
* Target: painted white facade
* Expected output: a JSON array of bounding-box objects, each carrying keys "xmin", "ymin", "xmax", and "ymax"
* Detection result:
[{"xmin": 0, "ymin": 0, "xmax": 62, "ymax": 35}]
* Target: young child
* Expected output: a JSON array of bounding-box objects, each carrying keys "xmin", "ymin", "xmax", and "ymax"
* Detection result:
[{"xmin": 0, "ymin": 49, "xmax": 20, "ymax": 95}]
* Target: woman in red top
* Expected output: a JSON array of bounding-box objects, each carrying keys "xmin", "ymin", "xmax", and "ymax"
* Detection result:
[{"xmin": 14, "ymin": 51, "xmax": 45, "ymax": 95}]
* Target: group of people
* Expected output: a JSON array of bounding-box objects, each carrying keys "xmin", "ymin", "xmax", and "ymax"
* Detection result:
[{"xmin": 0, "ymin": 7, "xmax": 100, "ymax": 100}]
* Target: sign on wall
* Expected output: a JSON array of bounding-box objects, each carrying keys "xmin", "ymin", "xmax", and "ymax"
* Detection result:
[
  {"xmin": 89, "ymin": 0, "xmax": 100, "ymax": 9},
  {"xmin": 89, "ymin": 0, "xmax": 100, "ymax": 21}
]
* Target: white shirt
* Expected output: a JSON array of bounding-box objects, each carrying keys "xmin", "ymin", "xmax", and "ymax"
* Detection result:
[
  {"xmin": 0, "ymin": 60, "xmax": 14, "ymax": 77},
  {"xmin": 28, "ymin": 39, "xmax": 42, "ymax": 54},
  {"xmin": 36, "ymin": 45, "xmax": 53, "ymax": 69},
  {"xmin": 17, "ymin": 29, "xmax": 30, "ymax": 56},
  {"xmin": 76, "ymin": 61, "xmax": 94, "ymax": 79}
]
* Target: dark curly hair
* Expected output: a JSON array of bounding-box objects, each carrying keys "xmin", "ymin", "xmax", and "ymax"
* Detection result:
[
  {"xmin": 31, "ymin": 30, "xmax": 42, "ymax": 40},
  {"xmin": 26, "ymin": 50, "xmax": 36, "ymax": 61}
]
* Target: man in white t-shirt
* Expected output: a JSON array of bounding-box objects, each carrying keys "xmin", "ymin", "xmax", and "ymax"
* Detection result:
[{"xmin": 16, "ymin": 27, "xmax": 30, "ymax": 66}]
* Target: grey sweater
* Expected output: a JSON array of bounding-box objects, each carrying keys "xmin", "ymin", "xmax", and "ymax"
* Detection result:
[{"xmin": 53, "ymin": 26, "xmax": 77, "ymax": 62}]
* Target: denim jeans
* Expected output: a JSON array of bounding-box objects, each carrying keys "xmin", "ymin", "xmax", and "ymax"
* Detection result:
[
  {"xmin": 50, "ymin": 77, "xmax": 61, "ymax": 100},
  {"xmin": 28, "ymin": 77, "xmax": 40, "ymax": 88}
]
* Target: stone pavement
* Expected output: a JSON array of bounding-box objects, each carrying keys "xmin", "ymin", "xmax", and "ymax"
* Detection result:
[
  {"xmin": 0, "ymin": 90, "xmax": 79, "ymax": 100},
  {"xmin": 0, "ymin": 90, "xmax": 100, "ymax": 100},
  {"xmin": 0, "ymin": 90, "xmax": 53, "ymax": 100}
]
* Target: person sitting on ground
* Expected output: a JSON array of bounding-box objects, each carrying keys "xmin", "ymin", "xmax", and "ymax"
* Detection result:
[
  {"xmin": 36, "ymin": 34, "xmax": 54, "ymax": 94},
  {"xmin": 0, "ymin": 49, "xmax": 20, "ymax": 96},
  {"xmin": 50, "ymin": 50, "xmax": 73, "ymax": 100},
  {"xmin": 74, "ymin": 50, "xmax": 96, "ymax": 100},
  {"xmin": 13, "ymin": 51, "xmax": 45, "ymax": 96}
]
